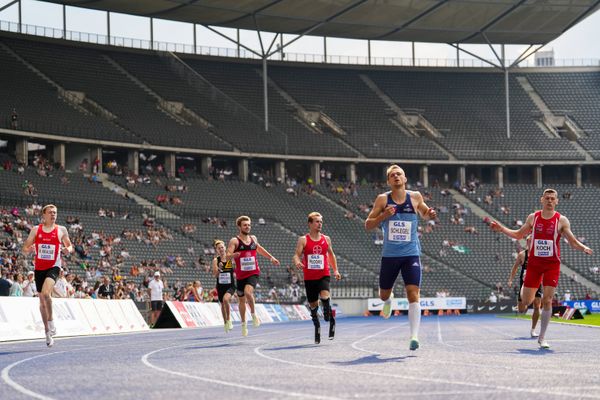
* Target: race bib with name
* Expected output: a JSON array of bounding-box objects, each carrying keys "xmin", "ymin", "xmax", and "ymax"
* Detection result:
[
  {"xmin": 37, "ymin": 244, "xmax": 56, "ymax": 260},
  {"xmin": 218, "ymin": 273, "xmax": 231, "ymax": 284},
  {"xmin": 534, "ymin": 239, "xmax": 554, "ymax": 257},
  {"xmin": 239, "ymin": 256, "xmax": 256, "ymax": 271},
  {"xmin": 388, "ymin": 221, "xmax": 412, "ymax": 242},
  {"xmin": 307, "ymin": 254, "xmax": 325, "ymax": 270}
]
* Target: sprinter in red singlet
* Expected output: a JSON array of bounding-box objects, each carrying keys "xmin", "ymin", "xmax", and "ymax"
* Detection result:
[
  {"xmin": 22, "ymin": 204, "xmax": 74, "ymax": 347},
  {"xmin": 226, "ymin": 215, "xmax": 280, "ymax": 337},
  {"xmin": 490, "ymin": 189, "xmax": 592, "ymax": 349},
  {"xmin": 293, "ymin": 212, "xmax": 341, "ymax": 344}
]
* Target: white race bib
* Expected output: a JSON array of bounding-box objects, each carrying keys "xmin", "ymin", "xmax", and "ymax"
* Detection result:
[
  {"xmin": 37, "ymin": 244, "xmax": 56, "ymax": 260},
  {"xmin": 218, "ymin": 273, "xmax": 231, "ymax": 284},
  {"xmin": 534, "ymin": 239, "xmax": 554, "ymax": 257},
  {"xmin": 388, "ymin": 221, "xmax": 412, "ymax": 242},
  {"xmin": 307, "ymin": 254, "xmax": 325, "ymax": 270},
  {"xmin": 239, "ymin": 256, "xmax": 256, "ymax": 271}
]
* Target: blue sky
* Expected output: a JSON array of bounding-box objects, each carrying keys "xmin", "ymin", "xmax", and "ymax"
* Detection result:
[{"xmin": 1, "ymin": 0, "xmax": 599, "ymax": 64}]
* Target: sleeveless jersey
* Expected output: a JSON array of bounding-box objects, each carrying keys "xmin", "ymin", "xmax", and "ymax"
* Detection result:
[
  {"xmin": 34, "ymin": 224, "xmax": 62, "ymax": 271},
  {"xmin": 302, "ymin": 234, "xmax": 330, "ymax": 281},
  {"xmin": 528, "ymin": 211, "xmax": 561, "ymax": 266},
  {"xmin": 234, "ymin": 236, "xmax": 260, "ymax": 280},
  {"xmin": 216, "ymin": 256, "xmax": 234, "ymax": 286},
  {"xmin": 381, "ymin": 192, "xmax": 421, "ymax": 257}
]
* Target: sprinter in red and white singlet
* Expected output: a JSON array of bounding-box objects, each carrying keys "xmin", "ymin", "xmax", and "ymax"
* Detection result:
[
  {"xmin": 226, "ymin": 215, "xmax": 280, "ymax": 337},
  {"xmin": 490, "ymin": 189, "xmax": 592, "ymax": 349},
  {"xmin": 293, "ymin": 212, "xmax": 341, "ymax": 344},
  {"xmin": 22, "ymin": 204, "xmax": 73, "ymax": 347}
]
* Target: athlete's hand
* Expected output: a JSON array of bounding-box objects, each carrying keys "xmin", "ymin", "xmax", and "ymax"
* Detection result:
[
  {"xmin": 22, "ymin": 245, "xmax": 34, "ymax": 255},
  {"xmin": 271, "ymin": 257, "xmax": 280, "ymax": 266},
  {"xmin": 295, "ymin": 261, "xmax": 304, "ymax": 270},
  {"xmin": 381, "ymin": 205, "xmax": 396, "ymax": 220},
  {"xmin": 489, "ymin": 221, "xmax": 503, "ymax": 232},
  {"xmin": 62, "ymin": 245, "xmax": 74, "ymax": 255},
  {"xmin": 583, "ymin": 246, "xmax": 593, "ymax": 255},
  {"xmin": 426, "ymin": 207, "xmax": 437, "ymax": 220},
  {"xmin": 334, "ymin": 271, "xmax": 342, "ymax": 281},
  {"xmin": 507, "ymin": 279, "xmax": 513, "ymax": 288}
]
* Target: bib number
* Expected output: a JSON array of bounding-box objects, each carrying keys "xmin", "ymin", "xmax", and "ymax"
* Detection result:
[
  {"xmin": 239, "ymin": 257, "xmax": 256, "ymax": 271},
  {"xmin": 37, "ymin": 244, "xmax": 56, "ymax": 260},
  {"xmin": 307, "ymin": 254, "xmax": 325, "ymax": 270},
  {"xmin": 388, "ymin": 221, "xmax": 412, "ymax": 242},
  {"xmin": 534, "ymin": 239, "xmax": 554, "ymax": 257},
  {"xmin": 218, "ymin": 273, "xmax": 231, "ymax": 284}
]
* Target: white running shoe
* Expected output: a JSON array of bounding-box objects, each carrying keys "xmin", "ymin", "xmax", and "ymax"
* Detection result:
[
  {"xmin": 538, "ymin": 339, "xmax": 550, "ymax": 349},
  {"xmin": 46, "ymin": 332, "xmax": 54, "ymax": 347},
  {"xmin": 252, "ymin": 314, "xmax": 261, "ymax": 328},
  {"xmin": 530, "ymin": 330, "xmax": 539, "ymax": 338},
  {"xmin": 382, "ymin": 294, "xmax": 393, "ymax": 319},
  {"xmin": 241, "ymin": 322, "xmax": 248, "ymax": 337}
]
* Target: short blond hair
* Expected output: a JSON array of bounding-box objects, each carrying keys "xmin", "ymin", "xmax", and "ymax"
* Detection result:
[
  {"xmin": 386, "ymin": 164, "xmax": 403, "ymax": 179},
  {"xmin": 213, "ymin": 239, "xmax": 225, "ymax": 248},
  {"xmin": 42, "ymin": 204, "xmax": 57, "ymax": 214},
  {"xmin": 542, "ymin": 188, "xmax": 558, "ymax": 196},
  {"xmin": 236, "ymin": 215, "xmax": 251, "ymax": 227},
  {"xmin": 308, "ymin": 212, "xmax": 322, "ymax": 223}
]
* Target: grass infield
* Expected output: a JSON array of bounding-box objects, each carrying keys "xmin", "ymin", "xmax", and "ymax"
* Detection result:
[{"xmin": 500, "ymin": 313, "xmax": 600, "ymax": 327}]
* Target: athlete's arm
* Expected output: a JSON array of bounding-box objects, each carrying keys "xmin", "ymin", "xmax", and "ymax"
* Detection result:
[
  {"xmin": 365, "ymin": 194, "xmax": 395, "ymax": 231},
  {"xmin": 560, "ymin": 216, "xmax": 593, "ymax": 255},
  {"xmin": 22, "ymin": 226, "xmax": 38, "ymax": 254},
  {"xmin": 508, "ymin": 251, "xmax": 523, "ymax": 288},
  {"xmin": 59, "ymin": 226, "xmax": 74, "ymax": 254},
  {"xmin": 292, "ymin": 236, "xmax": 306, "ymax": 270},
  {"xmin": 211, "ymin": 258, "xmax": 219, "ymax": 278},
  {"xmin": 490, "ymin": 213, "xmax": 533, "ymax": 240},
  {"xmin": 326, "ymin": 236, "xmax": 341, "ymax": 281},
  {"xmin": 225, "ymin": 237, "xmax": 239, "ymax": 261},
  {"xmin": 255, "ymin": 236, "xmax": 280, "ymax": 266},
  {"xmin": 413, "ymin": 191, "xmax": 437, "ymax": 221}
]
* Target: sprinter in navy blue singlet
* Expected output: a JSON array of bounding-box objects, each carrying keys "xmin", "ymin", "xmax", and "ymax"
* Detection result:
[{"xmin": 365, "ymin": 165, "xmax": 437, "ymax": 351}]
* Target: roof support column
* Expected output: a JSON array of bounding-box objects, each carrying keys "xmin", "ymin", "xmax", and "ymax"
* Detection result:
[
  {"xmin": 150, "ymin": 17, "xmax": 154, "ymax": 50},
  {"xmin": 368, "ymin": 40, "xmax": 371, "ymax": 65},
  {"xmin": 62, "ymin": 5, "xmax": 66, "ymax": 39},
  {"xmin": 237, "ymin": 29, "xmax": 240, "ymax": 57},
  {"xmin": 107, "ymin": 12, "xmax": 111, "ymax": 45},
  {"xmin": 575, "ymin": 165, "xmax": 582, "ymax": 188},
  {"xmin": 263, "ymin": 57, "xmax": 269, "ymax": 132},
  {"xmin": 193, "ymin": 24, "xmax": 197, "ymax": 54},
  {"xmin": 411, "ymin": 42, "xmax": 415, "ymax": 66},
  {"xmin": 420, "ymin": 165, "xmax": 429, "ymax": 188},
  {"xmin": 496, "ymin": 166, "xmax": 504, "ymax": 189},
  {"xmin": 503, "ymin": 45, "xmax": 511, "ymax": 139},
  {"xmin": 17, "ymin": 0, "xmax": 21, "ymax": 33},
  {"xmin": 324, "ymin": 36, "xmax": 327, "ymax": 63},
  {"xmin": 536, "ymin": 166, "xmax": 543, "ymax": 188}
]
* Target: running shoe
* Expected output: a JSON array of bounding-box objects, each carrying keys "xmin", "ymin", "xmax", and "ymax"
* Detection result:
[
  {"xmin": 252, "ymin": 314, "xmax": 261, "ymax": 328},
  {"xmin": 382, "ymin": 293, "xmax": 394, "ymax": 319},
  {"xmin": 530, "ymin": 330, "xmax": 539, "ymax": 338},
  {"xmin": 538, "ymin": 339, "xmax": 550, "ymax": 349},
  {"xmin": 46, "ymin": 331, "xmax": 54, "ymax": 347},
  {"xmin": 241, "ymin": 322, "xmax": 248, "ymax": 337},
  {"xmin": 224, "ymin": 322, "xmax": 229, "ymax": 333},
  {"xmin": 48, "ymin": 321, "xmax": 56, "ymax": 337},
  {"xmin": 409, "ymin": 337, "xmax": 420, "ymax": 351},
  {"xmin": 227, "ymin": 319, "xmax": 233, "ymax": 331}
]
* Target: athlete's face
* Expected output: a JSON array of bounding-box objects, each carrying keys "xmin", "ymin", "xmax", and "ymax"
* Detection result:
[
  {"xmin": 239, "ymin": 221, "xmax": 251, "ymax": 235},
  {"xmin": 309, "ymin": 217, "xmax": 323, "ymax": 232},
  {"xmin": 540, "ymin": 192, "xmax": 558, "ymax": 210},
  {"xmin": 387, "ymin": 168, "xmax": 407, "ymax": 188},
  {"xmin": 215, "ymin": 243, "xmax": 226, "ymax": 255},
  {"xmin": 43, "ymin": 207, "xmax": 57, "ymax": 224}
]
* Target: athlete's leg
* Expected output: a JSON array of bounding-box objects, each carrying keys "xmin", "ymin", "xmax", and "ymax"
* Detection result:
[
  {"xmin": 223, "ymin": 293, "xmax": 232, "ymax": 322},
  {"xmin": 40, "ymin": 278, "xmax": 55, "ymax": 347},
  {"xmin": 531, "ymin": 296, "xmax": 542, "ymax": 334},
  {"xmin": 319, "ymin": 289, "xmax": 335, "ymax": 339},
  {"xmin": 538, "ymin": 285, "xmax": 555, "ymax": 348},
  {"xmin": 406, "ymin": 285, "xmax": 421, "ymax": 350},
  {"xmin": 519, "ymin": 286, "xmax": 537, "ymax": 313},
  {"xmin": 379, "ymin": 258, "xmax": 401, "ymax": 319}
]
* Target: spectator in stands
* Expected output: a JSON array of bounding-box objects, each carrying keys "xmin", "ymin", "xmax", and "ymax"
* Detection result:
[
  {"xmin": 9, "ymin": 273, "xmax": 23, "ymax": 296},
  {"xmin": 53, "ymin": 269, "xmax": 68, "ymax": 298},
  {"xmin": 10, "ymin": 108, "xmax": 18, "ymax": 129},
  {"xmin": 98, "ymin": 276, "xmax": 115, "ymax": 299},
  {"xmin": 563, "ymin": 290, "xmax": 571, "ymax": 301},
  {"xmin": 187, "ymin": 280, "xmax": 202, "ymax": 302},
  {"xmin": 22, "ymin": 270, "xmax": 37, "ymax": 297},
  {"xmin": 148, "ymin": 271, "xmax": 164, "ymax": 326},
  {"xmin": 0, "ymin": 271, "xmax": 11, "ymax": 296}
]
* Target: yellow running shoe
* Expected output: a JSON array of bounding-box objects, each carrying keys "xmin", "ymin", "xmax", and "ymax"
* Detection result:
[
  {"xmin": 241, "ymin": 322, "xmax": 248, "ymax": 337},
  {"xmin": 382, "ymin": 293, "xmax": 394, "ymax": 319},
  {"xmin": 252, "ymin": 313, "xmax": 261, "ymax": 328}
]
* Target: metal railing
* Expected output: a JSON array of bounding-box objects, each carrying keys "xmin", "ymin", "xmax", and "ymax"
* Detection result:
[{"xmin": 2, "ymin": 19, "xmax": 600, "ymax": 68}]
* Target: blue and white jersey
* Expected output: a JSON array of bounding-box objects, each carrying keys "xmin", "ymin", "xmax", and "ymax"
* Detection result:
[{"xmin": 381, "ymin": 191, "xmax": 421, "ymax": 257}]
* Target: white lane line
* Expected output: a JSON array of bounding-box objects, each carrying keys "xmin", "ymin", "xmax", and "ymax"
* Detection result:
[
  {"xmin": 253, "ymin": 329, "xmax": 600, "ymax": 399},
  {"xmin": 140, "ymin": 328, "xmax": 341, "ymax": 400},
  {"xmin": 1, "ymin": 352, "xmax": 66, "ymax": 400}
]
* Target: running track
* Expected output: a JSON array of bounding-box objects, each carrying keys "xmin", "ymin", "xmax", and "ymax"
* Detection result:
[{"xmin": 1, "ymin": 315, "xmax": 599, "ymax": 400}]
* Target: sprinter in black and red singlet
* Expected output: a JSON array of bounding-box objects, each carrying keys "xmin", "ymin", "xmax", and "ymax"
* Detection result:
[
  {"xmin": 293, "ymin": 212, "xmax": 341, "ymax": 344},
  {"xmin": 22, "ymin": 204, "xmax": 74, "ymax": 347},
  {"xmin": 491, "ymin": 188, "xmax": 592, "ymax": 349},
  {"xmin": 227, "ymin": 215, "xmax": 280, "ymax": 337},
  {"xmin": 212, "ymin": 239, "xmax": 236, "ymax": 333}
]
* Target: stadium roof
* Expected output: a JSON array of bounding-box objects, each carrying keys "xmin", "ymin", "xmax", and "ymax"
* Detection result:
[{"xmin": 43, "ymin": 0, "xmax": 600, "ymax": 45}]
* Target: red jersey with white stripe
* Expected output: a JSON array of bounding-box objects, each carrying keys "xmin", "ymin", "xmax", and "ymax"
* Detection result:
[
  {"xmin": 233, "ymin": 236, "xmax": 260, "ymax": 280},
  {"xmin": 34, "ymin": 224, "xmax": 62, "ymax": 271},
  {"xmin": 302, "ymin": 234, "xmax": 330, "ymax": 281},
  {"xmin": 528, "ymin": 211, "xmax": 561, "ymax": 267}
]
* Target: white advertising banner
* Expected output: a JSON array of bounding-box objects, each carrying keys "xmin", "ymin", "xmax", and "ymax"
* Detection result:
[
  {"xmin": 0, "ymin": 297, "xmax": 149, "ymax": 342},
  {"xmin": 367, "ymin": 297, "xmax": 467, "ymax": 311}
]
